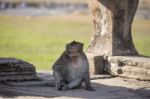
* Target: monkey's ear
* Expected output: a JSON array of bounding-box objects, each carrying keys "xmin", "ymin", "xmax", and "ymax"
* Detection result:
[
  {"xmin": 80, "ymin": 43, "xmax": 84, "ymax": 52},
  {"xmin": 81, "ymin": 43, "xmax": 84, "ymax": 47},
  {"xmin": 66, "ymin": 43, "xmax": 69, "ymax": 50}
]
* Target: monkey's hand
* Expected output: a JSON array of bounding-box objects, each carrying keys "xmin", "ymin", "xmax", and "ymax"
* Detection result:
[
  {"xmin": 56, "ymin": 81, "xmax": 66, "ymax": 90},
  {"xmin": 62, "ymin": 85, "xmax": 69, "ymax": 91},
  {"xmin": 86, "ymin": 87, "xmax": 96, "ymax": 91},
  {"xmin": 56, "ymin": 83, "xmax": 62, "ymax": 90}
]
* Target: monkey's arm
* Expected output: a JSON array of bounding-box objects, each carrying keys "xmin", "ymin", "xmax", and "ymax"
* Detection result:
[
  {"xmin": 83, "ymin": 71, "xmax": 95, "ymax": 91},
  {"xmin": 53, "ymin": 69, "xmax": 66, "ymax": 90},
  {"xmin": 52, "ymin": 53, "xmax": 67, "ymax": 90}
]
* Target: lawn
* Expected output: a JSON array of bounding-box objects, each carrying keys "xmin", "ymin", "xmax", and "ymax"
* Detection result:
[
  {"xmin": 0, "ymin": 15, "xmax": 149, "ymax": 70},
  {"xmin": 0, "ymin": 15, "xmax": 93, "ymax": 70},
  {"xmin": 132, "ymin": 19, "xmax": 150, "ymax": 56}
]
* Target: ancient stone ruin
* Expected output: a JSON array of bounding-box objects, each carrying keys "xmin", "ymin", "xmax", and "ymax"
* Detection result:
[
  {"xmin": 87, "ymin": 0, "xmax": 150, "ymax": 80},
  {"xmin": 0, "ymin": 58, "xmax": 37, "ymax": 81},
  {"xmin": 88, "ymin": 0, "xmax": 138, "ymax": 55},
  {"xmin": 0, "ymin": 0, "xmax": 149, "ymax": 82}
]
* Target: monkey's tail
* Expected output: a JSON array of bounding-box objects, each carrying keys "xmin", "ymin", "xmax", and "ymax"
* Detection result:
[
  {"xmin": 3, "ymin": 80, "xmax": 55, "ymax": 87},
  {"xmin": 90, "ymin": 74, "xmax": 114, "ymax": 80}
]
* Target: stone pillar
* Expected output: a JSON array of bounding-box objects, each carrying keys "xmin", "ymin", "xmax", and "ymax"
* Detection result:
[
  {"xmin": 87, "ymin": 0, "xmax": 139, "ymax": 74},
  {"xmin": 87, "ymin": 0, "xmax": 139, "ymax": 56}
]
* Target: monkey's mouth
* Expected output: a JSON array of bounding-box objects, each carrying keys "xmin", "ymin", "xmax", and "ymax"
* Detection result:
[{"xmin": 69, "ymin": 53, "xmax": 79, "ymax": 57}]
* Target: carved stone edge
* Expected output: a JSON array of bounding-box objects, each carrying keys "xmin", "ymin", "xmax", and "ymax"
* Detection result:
[{"xmin": 86, "ymin": 53, "xmax": 150, "ymax": 81}]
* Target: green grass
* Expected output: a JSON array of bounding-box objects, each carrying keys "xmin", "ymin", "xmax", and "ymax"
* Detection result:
[
  {"xmin": 0, "ymin": 15, "xmax": 93, "ymax": 70},
  {"xmin": 132, "ymin": 19, "xmax": 150, "ymax": 56},
  {"xmin": 0, "ymin": 15, "xmax": 149, "ymax": 70}
]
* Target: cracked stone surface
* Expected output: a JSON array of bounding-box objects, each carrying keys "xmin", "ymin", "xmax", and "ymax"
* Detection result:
[{"xmin": 0, "ymin": 71, "xmax": 149, "ymax": 99}]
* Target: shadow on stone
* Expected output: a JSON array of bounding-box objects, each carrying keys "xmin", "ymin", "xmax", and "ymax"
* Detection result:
[{"xmin": 0, "ymin": 72, "xmax": 149, "ymax": 99}]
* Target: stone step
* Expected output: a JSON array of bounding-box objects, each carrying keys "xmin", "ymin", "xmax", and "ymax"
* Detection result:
[
  {"xmin": 0, "ymin": 71, "xmax": 35, "ymax": 76},
  {"xmin": 0, "ymin": 58, "xmax": 37, "ymax": 81},
  {"xmin": 107, "ymin": 56, "xmax": 150, "ymax": 69},
  {"xmin": 0, "ymin": 74, "xmax": 38, "ymax": 81},
  {"xmin": 105, "ymin": 56, "xmax": 150, "ymax": 81}
]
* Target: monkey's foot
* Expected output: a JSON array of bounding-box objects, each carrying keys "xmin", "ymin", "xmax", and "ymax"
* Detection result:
[
  {"xmin": 86, "ymin": 87, "xmax": 96, "ymax": 91},
  {"xmin": 61, "ymin": 85, "xmax": 69, "ymax": 91},
  {"xmin": 56, "ymin": 84, "xmax": 62, "ymax": 90},
  {"xmin": 56, "ymin": 82, "xmax": 66, "ymax": 90}
]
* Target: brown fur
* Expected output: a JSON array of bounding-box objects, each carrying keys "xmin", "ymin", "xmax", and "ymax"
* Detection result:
[{"xmin": 52, "ymin": 41, "xmax": 95, "ymax": 91}]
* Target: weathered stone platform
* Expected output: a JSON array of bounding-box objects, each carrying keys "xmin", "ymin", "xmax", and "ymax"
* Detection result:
[
  {"xmin": 0, "ymin": 71, "xmax": 149, "ymax": 99},
  {"xmin": 0, "ymin": 58, "xmax": 38, "ymax": 81},
  {"xmin": 105, "ymin": 56, "xmax": 150, "ymax": 81},
  {"xmin": 87, "ymin": 54, "xmax": 150, "ymax": 81}
]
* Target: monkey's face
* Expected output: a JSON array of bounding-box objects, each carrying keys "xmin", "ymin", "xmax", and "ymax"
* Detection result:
[{"xmin": 66, "ymin": 41, "xmax": 83, "ymax": 57}]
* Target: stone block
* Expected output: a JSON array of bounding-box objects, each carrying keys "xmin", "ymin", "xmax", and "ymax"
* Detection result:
[
  {"xmin": 104, "ymin": 56, "xmax": 150, "ymax": 80},
  {"xmin": 0, "ymin": 58, "xmax": 38, "ymax": 81},
  {"xmin": 86, "ymin": 53, "xmax": 105, "ymax": 74}
]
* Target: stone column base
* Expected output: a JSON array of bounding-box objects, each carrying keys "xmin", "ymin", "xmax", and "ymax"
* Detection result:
[
  {"xmin": 105, "ymin": 56, "xmax": 150, "ymax": 81},
  {"xmin": 86, "ymin": 53, "xmax": 105, "ymax": 74},
  {"xmin": 86, "ymin": 54, "xmax": 150, "ymax": 81}
]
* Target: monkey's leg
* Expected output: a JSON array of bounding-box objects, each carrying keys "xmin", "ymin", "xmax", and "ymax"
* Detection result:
[
  {"xmin": 83, "ymin": 72, "xmax": 95, "ymax": 91},
  {"xmin": 53, "ymin": 71, "xmax": 65, "ymax": 90},
  {"xmin": 62, "ymin": 78, "xmax": 83, "ymax": 91}
]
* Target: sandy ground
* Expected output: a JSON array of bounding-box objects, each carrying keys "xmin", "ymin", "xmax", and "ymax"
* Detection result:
[{"xmin": 0, "ymin": 71, "xmax": 150, "ymax": 99}]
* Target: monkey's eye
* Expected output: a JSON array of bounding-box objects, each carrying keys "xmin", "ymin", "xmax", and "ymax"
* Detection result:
[
  {"xmin": 70, "ymin": 47, "xmax": 75, "ymax": 49},
  {"xmin": 70, "ymin": 47, "xmax": 78, "ymax": 51}
]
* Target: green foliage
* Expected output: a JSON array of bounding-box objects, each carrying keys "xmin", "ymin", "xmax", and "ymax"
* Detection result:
[{"xmin": 0, "ymin": 15, "xmax": 149, "ymax": 70}]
